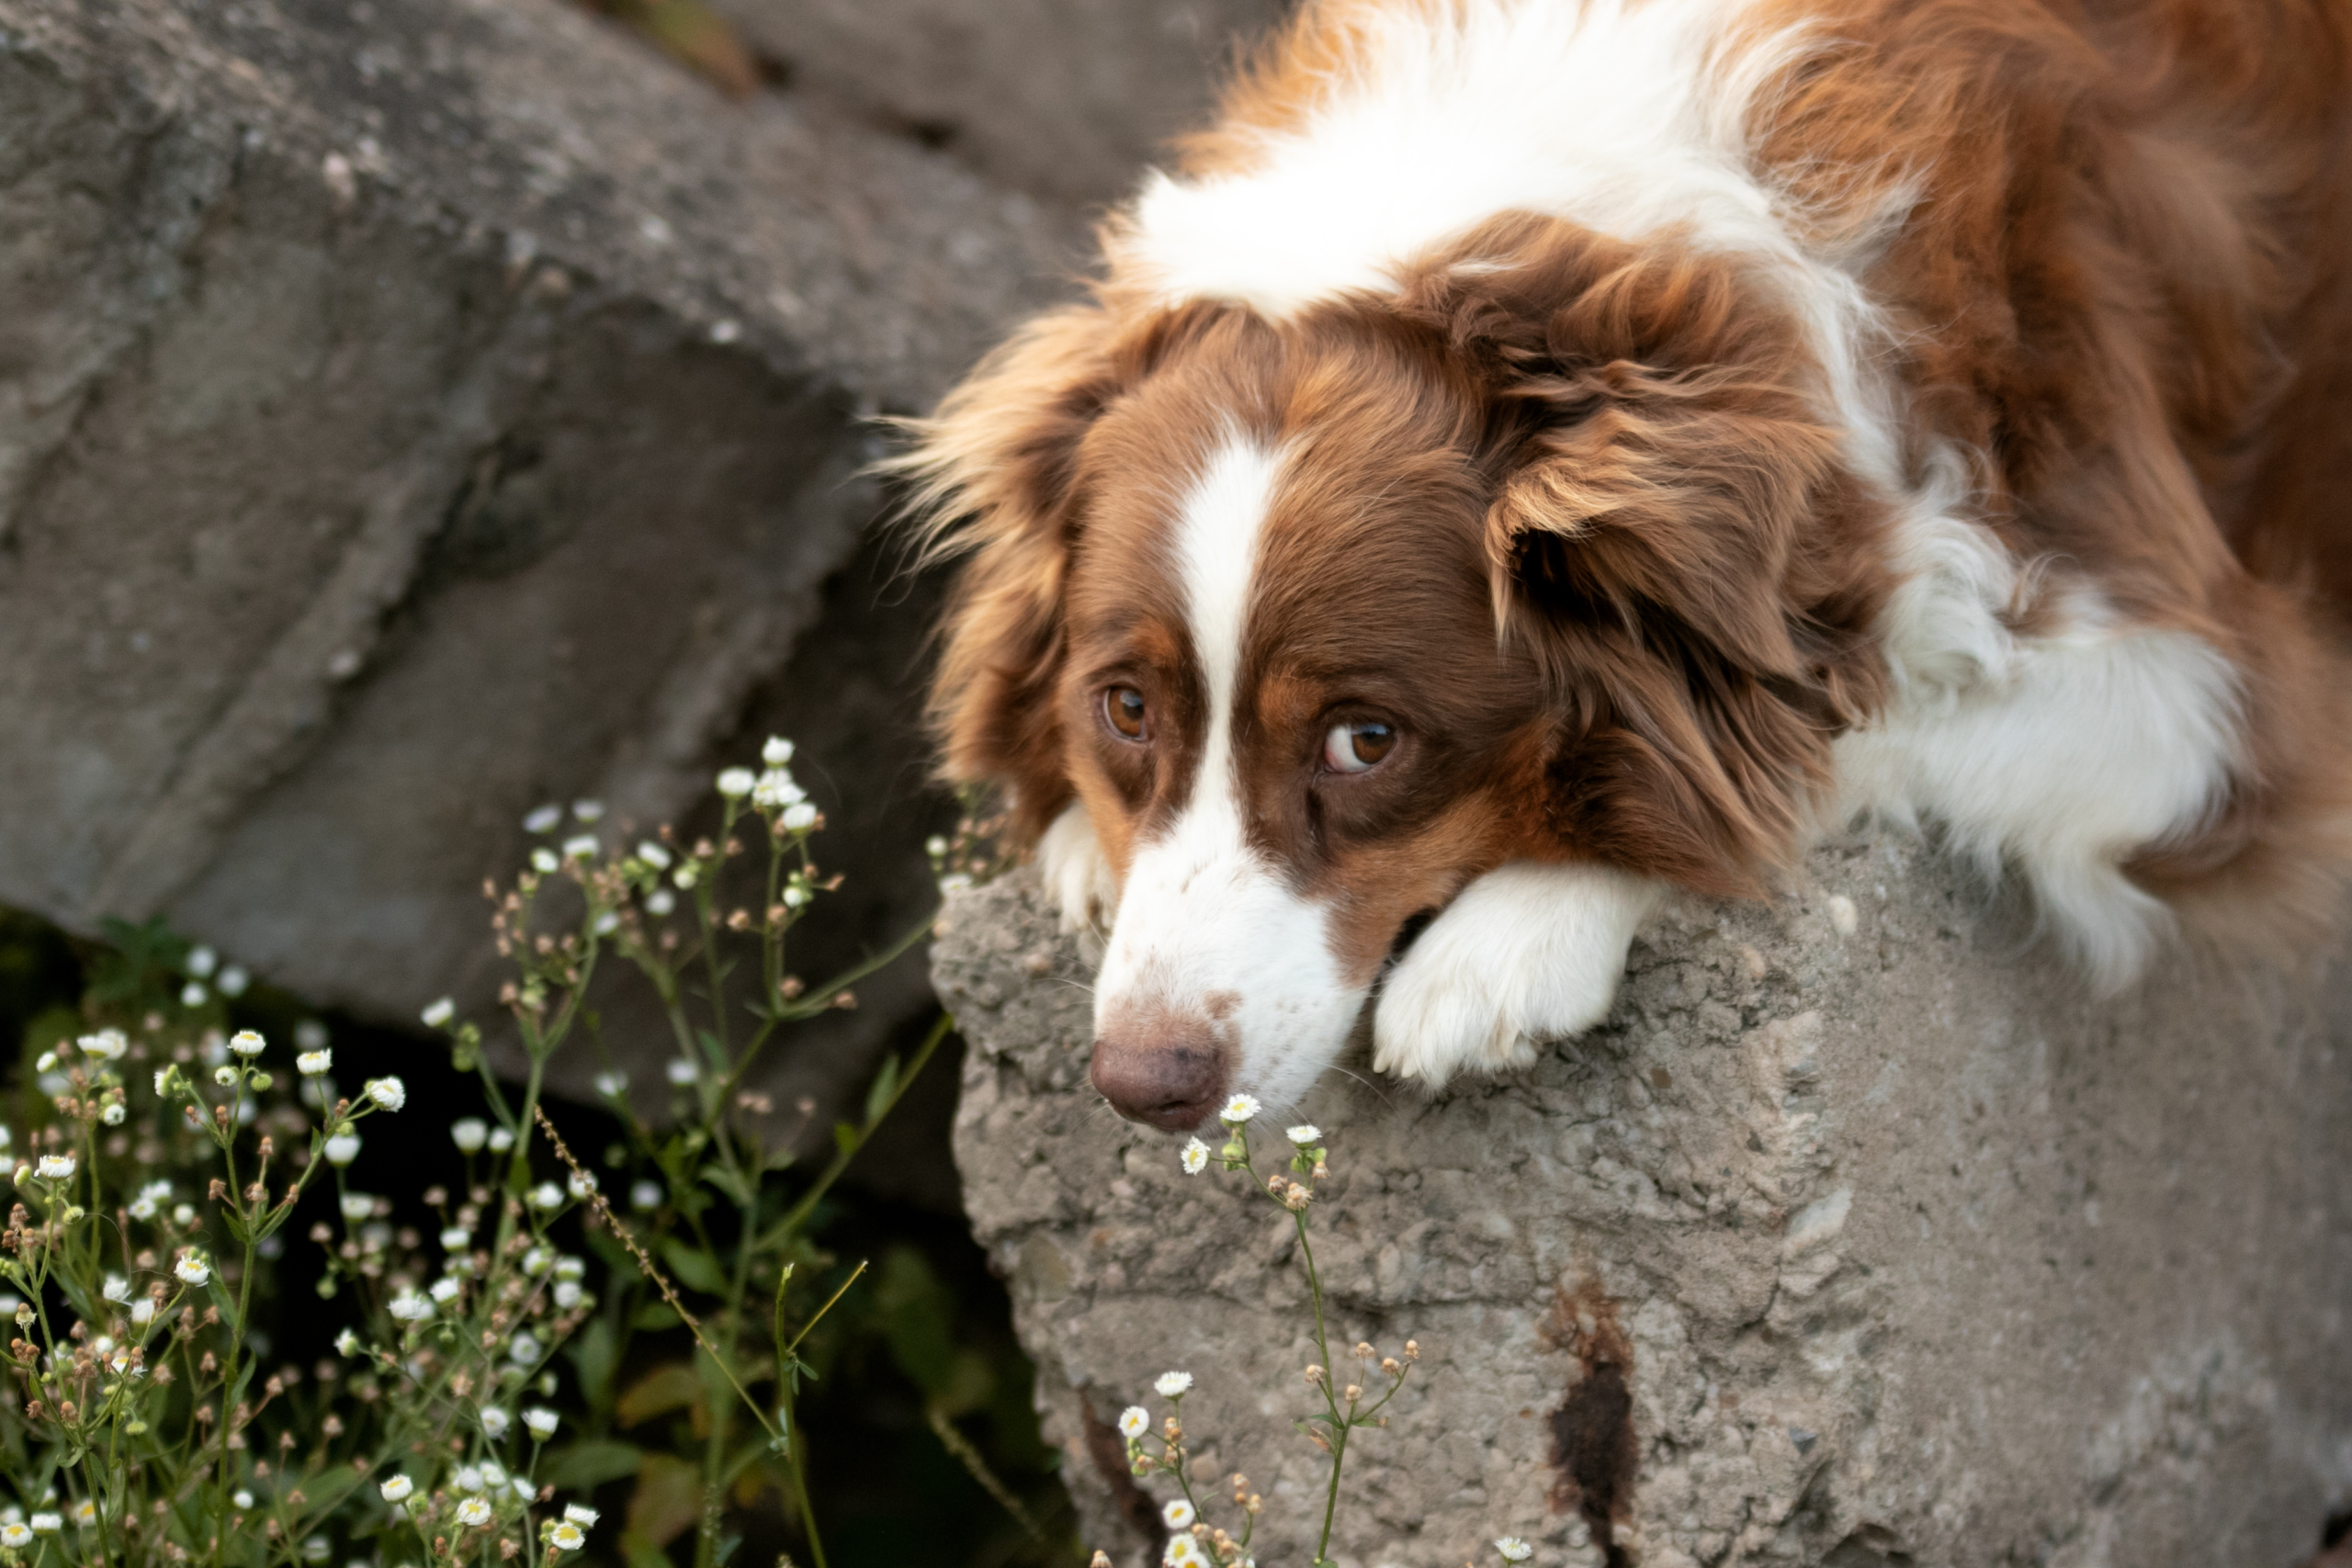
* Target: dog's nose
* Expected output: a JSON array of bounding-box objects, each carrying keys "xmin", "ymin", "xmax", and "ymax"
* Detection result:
[{"xmin": 1089, "ymin": 1020, "xmax": 1228, "ymax": 1130}]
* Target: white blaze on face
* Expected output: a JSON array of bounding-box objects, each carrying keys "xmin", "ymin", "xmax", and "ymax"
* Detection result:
[{"xmin": 1091, "ymin": 435, "xmax": 1367, "ymax": 1114}]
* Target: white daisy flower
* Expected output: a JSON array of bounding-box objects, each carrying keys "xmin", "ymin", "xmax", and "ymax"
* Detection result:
[
  {"xmin": 548, "ymin": 1520, "xmax": 586, "ymax": 1551},
  {"xmin": 1153, "ymin": 1371, "xmax": 1193, "ymax": 1398},
  {"xmin": 762, "ymin": 737, "xmax": 795, "ymax": 766},
  {"xmin": 1285, "ymin": 1124, "xmax": 1321, "ymax": 1145},
  {"xmin": 645, "ymin": 889, "xmax": 676, "ymax": 916},
  {"xmin": 296, "ymin": 1049, "xmax": 331, "ymax": 1076},
  {"xmin": 212, "ymin": 1066, "xmax": 238, "ymax": 1087},
  {"xmin": 531, "ymin": 848, "xmax": 560, "ymax": 874},
  {"xmin": 334, "ymin": 1328, "xmax": 359, "ymax": 1357},
  {"xmin": 480, "ymin": 1407, "xmax": 511, "ymax": 1439},
  {"xmin": 561, "ymin": 835, "xmax": 598, "ymax": 860},
  {"xmin": 179, "ymin": 982, "xmax": 207, "ymax": 1008},
  {"xmin": 36, "ymin": 1154, "xmax": 75, "ymax": 1180},
  {"xmin": 1181, "ymin": 1138, "xmax": 1209, "ymax": 1175},
  {"xmin": 0, "ymin": 1523, "xmax": 28, "ymax": 1547},
  {"xmin": 524, "ymin": 1407, "xmax": 559, "ymax": 1438},
  {"xmin": 488, "ymin": 1126, "xmax": 514, "ymax": 1151},
  {"xmin": 102, "ymin": 1275, "xmax": 130, "ymax": 1304},
  {"xmin": 553, "ymin": 1280, "xmax": 582, "ymax": 1310},
  {"xmin": 1220, "ymin": 1094, "xmax": 1261, "ymax": 1124},
  {"xmin": 217, "ymin": 966, "xmax": 249, "ymax": 997},
  {"xmin": 455, "ymin": 1497, "xmax": 492, "ymax": 1528},
  {"xmin": 1163, "ymin": 1497, "xmax": 1195, "ymax": 1529},
  {"xmin": 524, "ymin": 804, "xmax": 563, "ymax": 834},
  {"xmin": 566, "ymin": 1171, "xmax": 596, "ymax": 1200},
  {"xmin": 364, "ymin": 1077, "xmax": 405, "ymax": 1111},
  {"xmin": 187, "ymin": 947, "xmax": 218, "ymax": 979},
  {"xmin": 450, "ymin": 1119, "xmax": 488, "ymax": 1153},
  {"xmin": 386, "ymin": 1292, "xmax": 432, "ymax": 1323},
  {"xmin": 1496, "ymin": 1540, "xmax": 1532, "ymax": 1562},
  {"xmin": 571, "ymin": 799, "xmax": 605, "ymax": 823},
  {"xmin": 562, "ymin": 1504, "xmax": 599, "ymax": 1527},
  {"xmin": 594, "ymin": 1073, "xmax": 628, "ymax": 1098},
  {"xmin": 428, "ymin": 1278, "xmax": 461, "ymax": 1303},
  {"xmin": 421, "ymin": 998, "xmax": 455, "ymax": 1028},
  {"xmin": 716, "ymin": 767, "xmax": 756, "ymax": 799},
  {"xmin": 1164, "ymin": 1537, "xmax": 1204, "ymax": 1567},
  {"xmin": 751, "ymin": 770, "xmax": 804, "ymax": 809},
  {"xmin": 665, "ymin": 1058, "xmax": 697, "ymax": 1085},
  {"xmin": 781, "ymin": 802, "xmax": 818, "ymax": 831},
  {"xmin": 1117, "ymin": 1406, "xmax": 1149, "ymax": 1440},
  {"xmin": 629, "ymin": 1179, "xmax": 663, "ymax": 1211},
  {"xmin": 324, "ymin": 1133, "xmax": 360, "ymax": 1166},
  {"xmin": 635, "ymin": 840, "xmax": 672, "ymax": 869},
  {"xmin": 378, "ymin": 1475, "xmax": 413, "ymax": 1503},
  {"xmin": 173, "ymin": 1254, "xmax": 209, "ymax": 1286},
  {"xmin": 529, "ymin": 1182, "xmax": 563, "ymax": 1211}
]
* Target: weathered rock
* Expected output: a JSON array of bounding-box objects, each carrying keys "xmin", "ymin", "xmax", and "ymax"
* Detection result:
[
  {"xmin": 0, "ymin": 0, "xmax": 1085, "ymax": 1099},
  {"xmin": 936, "ymin": 842, "xmax": 2352, "ymax": 1567},
  {"xmin": 703, "ymin": 0, "xmax": 1293, "ymax": 204}
]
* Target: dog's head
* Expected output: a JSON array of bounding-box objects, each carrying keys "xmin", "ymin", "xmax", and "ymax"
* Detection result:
[{"xmin": 905, "ymin": 219, "xmax": 1883, "ymax": 1126}]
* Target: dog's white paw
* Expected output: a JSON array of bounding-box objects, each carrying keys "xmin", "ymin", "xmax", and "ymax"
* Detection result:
[
  {"xmin": 1037, "ymin": 802, "xmax": 1118, "ymax": 935},
  {"xmin": 1371, "ymin": 862, "xmax": 1662, "ymax": 1087}
]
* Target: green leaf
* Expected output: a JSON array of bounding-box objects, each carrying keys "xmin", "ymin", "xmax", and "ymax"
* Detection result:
[
  {"xmin": 831, "ymin": 1122, "xmax": 856, "ymax": 1158},
  {"xmin": 696, "ymin": 1028, "xmax": 728, "ymax": 1073},
  {"xmin": 625, "ymin": 1453, "xmax": 704, "ymax": 1552},
  {"xmin": 568, "ymin": 1316, "xmax": 620, "ymax": 1411},
  {"xmin": 872, "ymin": 1246, "xmax": 957, "ymax": 1402},
  {"xmin": 658, "ymin": 1238, "xmax": 729, "ymax": 1295},
  {"xmin": 537, "ymin": 1438, "xmax": 645, "ymax": 1491},
  {"xmin": 616, "ymin": 1363, "xmax": 703, "ymax": 1429},
  {"xmin": 862, "ymin": 1054, "xmax": 900, "ymax": 1127},
  {"xmin": 631, "ymin": 1302, "xmax": 682, "ymax": 1333}
]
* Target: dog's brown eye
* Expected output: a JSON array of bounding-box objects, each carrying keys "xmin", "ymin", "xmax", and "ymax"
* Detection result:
[
  {"xmin": 1324, "ymin": 720, "xmax": 1396, "ymax": 773},
  {"xmin": 1105, "ymin": 686, "xmax": 1148, "ymax": 740}
]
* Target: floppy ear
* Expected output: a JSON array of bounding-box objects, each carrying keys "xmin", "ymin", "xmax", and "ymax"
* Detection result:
[
  {"xmin": 893, "ymin": 304, "xmax": 1121, "ymax": 842},
  {"xmin": 1452, "ymin": 250, "xmax": 1884, "ymax": 893}
]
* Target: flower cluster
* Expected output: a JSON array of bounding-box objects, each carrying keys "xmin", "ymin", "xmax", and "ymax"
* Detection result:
[
  {"xmin": 1078, "ymin": 1116, "xmax": 1465, "ymax": 1567},
  {"xmin": 0, "ymin": 733, "xmax": 989, "ymax": 1567}
]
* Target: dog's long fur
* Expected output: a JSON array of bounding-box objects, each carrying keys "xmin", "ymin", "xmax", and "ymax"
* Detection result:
[{"xmin": 901, "ymin": 0, "xmax": 2352, "ymax": 1125}]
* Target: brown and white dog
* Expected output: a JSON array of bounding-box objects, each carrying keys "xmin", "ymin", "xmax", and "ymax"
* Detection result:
[{"xmin": 903, "ymin": 0, "xmax": 2352, "ymax": 1130}]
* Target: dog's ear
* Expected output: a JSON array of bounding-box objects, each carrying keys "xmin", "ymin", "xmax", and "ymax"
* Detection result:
[
  {"xmin": 894, "ymin": 305, "xmax": 1121, "ymax": 841},
  {"xmin": 1423, "ymin": 243, "xmax": 1883, "ymax": 893}
]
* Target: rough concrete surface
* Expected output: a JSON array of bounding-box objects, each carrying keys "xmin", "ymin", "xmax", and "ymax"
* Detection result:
[
  {"xmin": 0, "ymin": 0, "xmax": 1090, "ymax": 1112},
  {"xmin": 937, "ymin": 840, "xmax": 2352, "ymax": 1567},
  {"xmin": 705, "ymin": 0, "xmax": 1294, "ymax": 204}
]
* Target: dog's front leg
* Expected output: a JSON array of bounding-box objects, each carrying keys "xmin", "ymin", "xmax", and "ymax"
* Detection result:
[{"xmin": 1371, "ymin": 861, "xmax": 1662, "ymax": 1087}]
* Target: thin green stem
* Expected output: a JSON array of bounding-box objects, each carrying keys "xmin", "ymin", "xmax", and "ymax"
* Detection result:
[{"xmin": 770, "ymin": 1012, "xmax": 953, "ymax": 1242}]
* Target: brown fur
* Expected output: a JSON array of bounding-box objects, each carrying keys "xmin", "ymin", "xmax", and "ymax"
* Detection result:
[{"xmin": 901, "ymin": 0, "xmax": 2352, "ymax": 969}]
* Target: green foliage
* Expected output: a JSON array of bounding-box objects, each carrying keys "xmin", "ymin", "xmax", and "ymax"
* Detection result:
[{"xmin": 0, "ymin": 741, "xmax": 1074, "ymax": 1568}]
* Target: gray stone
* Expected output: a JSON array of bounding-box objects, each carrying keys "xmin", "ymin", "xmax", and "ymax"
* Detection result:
[
  {"xmin": 0, "ymin": 0, "xmax": 1083, "ymax": 1100},
  {"xmin": 703, "ymin": 0, "xmax": 1295, "ymax": 204},
  {"xmin": 935, "ymin": 841, "xmax": 2352, "ymax": 1567}
]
